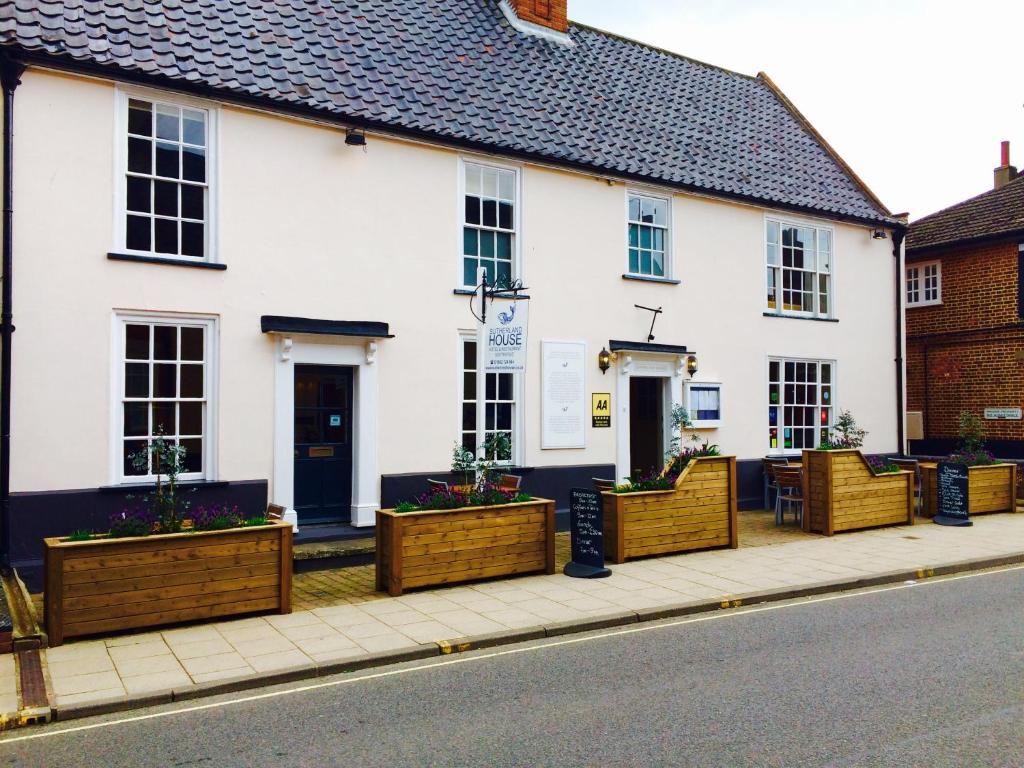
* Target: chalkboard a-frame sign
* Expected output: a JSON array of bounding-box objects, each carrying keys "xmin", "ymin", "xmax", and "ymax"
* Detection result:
[
  {"xmin": 934, "ymin": 462, "xmax": 972, "ymax": 527},
  {"xmin": 564, "ymin": 488, "xmax": 612, "ymax": 578}
]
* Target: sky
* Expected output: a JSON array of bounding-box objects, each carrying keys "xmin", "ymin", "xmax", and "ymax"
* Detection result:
[{"xmin": 570, "ymin": 0, "xmax": 1024, "ymax": 221}]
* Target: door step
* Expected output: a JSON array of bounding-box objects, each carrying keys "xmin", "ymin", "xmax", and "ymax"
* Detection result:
[{"xmin": 294, "ymin": 535, "xmax": 375, "ymax": 573}]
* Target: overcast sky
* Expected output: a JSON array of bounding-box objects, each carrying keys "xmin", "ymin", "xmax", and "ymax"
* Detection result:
[{"xmin": 571, "ymin": 0, "xmax": 1024, "ymax": 221}]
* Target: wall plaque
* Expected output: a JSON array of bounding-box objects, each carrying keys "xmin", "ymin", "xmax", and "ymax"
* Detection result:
[{"xmin": 541, "ymin": 341, "xmax": 586, "ymax": 449}]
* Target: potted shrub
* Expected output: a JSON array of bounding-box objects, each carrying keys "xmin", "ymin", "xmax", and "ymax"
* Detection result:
[
  {"xmin": 601, "ymin": 407, "xmax": 738, "ymax": 563},
  {"xmin": 802, "ymin": 411, "xmax": 914, "ymax": 535},
  {"xmin": 376, "ymin": 435, "xmax": 554, "ymax": 596},
  {"xmin": 44, "ymin": 436, "xmax": 291, "ymax": 646},
  {"xmin": 921, "ymin": 412, "xmax": 1016, "ymax": 517}
]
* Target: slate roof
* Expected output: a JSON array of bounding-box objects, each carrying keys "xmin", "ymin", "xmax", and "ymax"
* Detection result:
[
  {"xmin": 907, "ymin": 175, "xmax": 1024, "ymax": 254},
  {"xmin": 0, "ymin": 0, "xmax": 893, "ymax": 224}
]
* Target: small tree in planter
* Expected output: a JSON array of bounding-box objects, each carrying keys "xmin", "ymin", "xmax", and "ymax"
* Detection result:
[
  {"xmin": 129, "ymin": 432, "xmax": 191, "ymax": 533},
  {"xmin": 820, "ymin": 410, "xmax": 866, "ymax": 450},
  {"xmin": 949, "ymin": 411, "xmax": 996, "ymax": 466}
]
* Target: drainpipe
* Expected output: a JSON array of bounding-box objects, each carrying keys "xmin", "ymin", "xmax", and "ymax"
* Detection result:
[
  {"xmin": 892, "ymin": 225, "xmax": 907, "ymax": 457},
  {"xmin": 0, "ymin": 55, "xmax": 25, "ymax": 568}
]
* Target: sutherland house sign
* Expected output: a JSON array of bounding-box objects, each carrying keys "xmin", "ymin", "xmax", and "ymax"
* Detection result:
[{"xmin": 484, "ymin": 299, "xmax": 529, "ymax": 372}]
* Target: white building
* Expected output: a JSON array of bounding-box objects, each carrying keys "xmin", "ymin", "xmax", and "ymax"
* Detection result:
[{"xmin": 0, "ymin": 0, "xmax": 904, "ymax": 586}]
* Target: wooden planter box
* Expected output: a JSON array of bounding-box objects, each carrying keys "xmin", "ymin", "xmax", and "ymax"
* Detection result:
[
  {"xmin": 921, "ymin": 462, "xmax": 1017, "ymax": 517},
  {"xmin": 44, "ymin": 521, "xmax": 293, "ymax": 646},
  {"xmin": 601, "ymin": 456, "xmax": 738, "ymax": 564},
  {"xmin": 802, "ymin": 449, "xmax": 914, "ymax": 535},
  {"xmin": 375, "ymin": 498, "xmax": 555, "ymax": 597}
]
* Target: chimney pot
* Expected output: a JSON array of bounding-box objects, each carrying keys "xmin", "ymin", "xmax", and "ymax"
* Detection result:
[
  {"xmin": 1001, "ymin": 140, "xmax": 1010, "ymax": 167},
  {"xmin": 994, "ymin": 140, "xmax": 1017, "ymax": 190}
]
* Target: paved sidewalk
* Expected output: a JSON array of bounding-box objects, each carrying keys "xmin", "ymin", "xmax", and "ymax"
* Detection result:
[{"xmin": 31, "ymin": 513, "xmax": 1024, "ymax": 719}]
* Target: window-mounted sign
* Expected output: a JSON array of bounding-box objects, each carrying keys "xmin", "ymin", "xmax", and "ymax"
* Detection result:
[
  {"xmin": 484, "ymin": 299, "xmax": 529, "ymax": 373},
  {"xmin": 329, "ymin": 415, "xmax": 341, "ymax": 427},
  {"xmin": 541, "ymin": 341, "xmax": 585, "ymax": 449},
  {"xmin": 592, "ymin": 393, "xmax": 611, "ymax": 428},
  {"xmin": 983, "ymin": 407, "xmax": 1022, "ymax": 420}
]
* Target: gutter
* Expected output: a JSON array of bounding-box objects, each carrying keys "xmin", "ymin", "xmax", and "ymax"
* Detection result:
[
  {"xmin": 892, "ymin": 226, "xmax": 907, "ymax": 456},
  {"xmin": 0, "ymin": 55, "xmax": 25, "ymax": 568}
]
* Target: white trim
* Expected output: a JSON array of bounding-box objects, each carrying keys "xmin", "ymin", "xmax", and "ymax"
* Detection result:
[
  {"xmin": 684, "ymin": 380, "xmax": 722, "ymax": 429},
  {"xmin": 457, "ymin": 155, "xmax": 523, "ymax": 290},
  {"xmin": 109, "ymin": 310, "xmax": 219, "ymax": 485},
  {"xmin": 625, "ymin": 188, "xmax": 674, "ymax": 280},
  {"xmin": 113, "ymin": 84, "xmax": 220, "ymax": 264},
  {"xmin": 614, "ymin": 353, "xmax": 683, "ymax": 482},
  {"xmin": 497, "ymin": 0, "xmax": 575, "ymax": 46},
  {"xmin": 271, "ymin": 334, "xmax": 380, "ymax": 528},
  {"xmin": 906, "ymin": 259, "xmax": 942, "ymax": 307}
]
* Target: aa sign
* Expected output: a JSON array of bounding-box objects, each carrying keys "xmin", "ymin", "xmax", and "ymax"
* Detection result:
[{"xmin": 484, "ymin": 299, "xmax": 529, "ymax": 372}]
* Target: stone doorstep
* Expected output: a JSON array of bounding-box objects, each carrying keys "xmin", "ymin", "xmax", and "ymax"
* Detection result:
[
  {"xmin": 293, "ymin": 537, "xmax": 376, "ymax": 561},
  {"xmin": 42, "ymin": 549, "xmax": 1024, "ymax": 725}
]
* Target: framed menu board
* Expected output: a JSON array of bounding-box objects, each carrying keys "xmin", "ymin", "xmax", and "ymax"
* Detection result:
[{"xmin": 541, "ymin": 341, "xmax": 586, "ymax": 449}]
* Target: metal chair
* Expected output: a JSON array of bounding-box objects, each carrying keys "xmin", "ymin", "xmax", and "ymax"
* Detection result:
[
  {"xmin": 773, "ymin": 466, "xmax": 803, "ymax": 525},
  {"xmin": 266, "ymin": 503, "xmax": 286, "ymax": 521},
  {"xmin": 498, "ymin": 474, "xmax": 522, "ymax": 492},
  {"xmin": 762, "ymin": 457, "xmax": 789, "ymax": 510},
  {"xmin": 592, "ymin": 477, "xmax": 616, "ymax": 492},
  {"xmin": 891, "ymin": 458, "xmax": 922, "ymax": 515},
  {"xmin": 427, "ymin": 479, "xmax": 450, "ymax": 493}
]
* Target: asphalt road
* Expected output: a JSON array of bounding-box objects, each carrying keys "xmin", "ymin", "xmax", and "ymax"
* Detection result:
[{"xmin": 2, "ymin": 567, "xmax": 1023, "ymax": 768}]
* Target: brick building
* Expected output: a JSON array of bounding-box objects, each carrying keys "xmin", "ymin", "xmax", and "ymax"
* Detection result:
[{"xmin": 906, "ymin": 142, "xmax": 1024, "ymax": 456}]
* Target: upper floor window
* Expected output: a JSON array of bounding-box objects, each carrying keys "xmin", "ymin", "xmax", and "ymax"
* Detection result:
[
  {"xmin": 462, "ymin": 161, "xmax": 517, "ymax": 288},
  {"xmin": 906, "ymin": 261, "xmax": 941, "ymax": 307},
  {"xmin": 119, "ymin": 92, "xmax": 214, "ymax": 261},
  {"xmin": 766, "ymin": 219, "xmax": 833, "ymax": 317},
  {"xmin": 627, "ymin": 193, "xmax": 670, "ymax": 278}
]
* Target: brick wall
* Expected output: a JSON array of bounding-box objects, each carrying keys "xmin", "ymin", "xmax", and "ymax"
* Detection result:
[
  {"xmin": 906, "ymin": 237, "xmax": 1024, "ymax": 442},
  {"xmin": 508, "ymin": 0, "xmax": 568, "ymax": 32}
]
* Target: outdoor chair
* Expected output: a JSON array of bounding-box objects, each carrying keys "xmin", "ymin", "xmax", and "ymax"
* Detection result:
[
  {"xmin": 427, "ymin": 479, "xmax": 450, "ymax": 493},
  {"xmin": 592, "ymin": 477, "xmax": 616, "ymax": 492},
  {"xmin": 498, "ymin": 473, "xmax": 522, "ymax": 491},
  {"xmin": 773, "ymin": 466, "xmax": 804, "ymax": 525},
  {"xmin": 891, "ymin": 458, "xmax": 923, "ymax": 515},
  {"xmin": 266, "ymin": 503, "xmax": 286, "ymax": 521},
  {"xmin": 762, "ymin": 457, "xmax": 789, "ymax": 510}
]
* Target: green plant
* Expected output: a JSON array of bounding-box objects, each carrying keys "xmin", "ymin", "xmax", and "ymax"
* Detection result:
[
  {"xmin": 67, "ymin": 530, "xmax": 93, "ymax": 542},
  {"xmin": 109, "ymin": 508, "xmax": 155, "ymax": 538},
  {"xmin": 823, "ymin": 410, "xmax": 866, "ymax": 449},
  {"xmin": 865, "ymin": 455, "xmax": 899, "ymax": 474},
  {"xmin": 393, "ymin": 501, "xmax": 418, "ymax": 514},
  {"xmin": 129, "ymin": 432, "xmax": 191, "ymax": 533},
  {"xmin": 957, "ymin": 411, "xmax": 985, "ymax": 453},
  {"xmin": 477, "ymin": 432, "xmax": 513, "ymax": 485},
  {"xmin": 242, "ymin": 516, "xmax": 269, "ymax": 527},
  {"xmin": 450, "ymin": 442, "xmax": 476, "ymax": 485}
]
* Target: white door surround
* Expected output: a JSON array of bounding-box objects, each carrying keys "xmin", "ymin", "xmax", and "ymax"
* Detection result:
[
  {"xmin": 270, "ymin": 334, "xmax": 381, "ymax": 528},
  {"xmin": 614, "ymin": 353, "xmax": 686, "ymax": 483}
]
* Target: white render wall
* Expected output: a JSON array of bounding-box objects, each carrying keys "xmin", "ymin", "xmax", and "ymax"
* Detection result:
[{"xmin": 9, "ymin": 69, "xmax": 898, "ymax": 496}]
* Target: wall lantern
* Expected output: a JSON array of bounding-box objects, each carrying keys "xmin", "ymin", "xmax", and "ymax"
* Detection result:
[
  {"xmin": 598, "ymin": 347, "xmax": 612, "ymax": 374},
  {"xmin": 871, "ymin": 229, "xmax": 887, "ymax": 240},
  {"xmin": 345, "ymin": 129, "xmax": 367, "ymax": 147},
  {"xmin": 685, "ymin": 354, "xmax": 699, "ymax": 378}
]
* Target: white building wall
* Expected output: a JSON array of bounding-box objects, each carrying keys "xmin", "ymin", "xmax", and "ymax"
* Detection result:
[{"xmin": 9, "ymin": 69, "xmax": 898, "ymax": 503}]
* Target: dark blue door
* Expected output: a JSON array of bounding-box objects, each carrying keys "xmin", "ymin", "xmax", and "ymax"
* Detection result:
[{"xmin": 294, "ymin": 365, "xmax": 353, "ymax": 524}]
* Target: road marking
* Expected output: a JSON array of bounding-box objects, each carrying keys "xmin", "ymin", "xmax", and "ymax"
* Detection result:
[{"xmin": 3, "ymin": 562, "xmax": 1021, "ymax": 745}]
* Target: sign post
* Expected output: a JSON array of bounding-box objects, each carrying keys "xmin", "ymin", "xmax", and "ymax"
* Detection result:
[
  {"xmin": 564, "ymin": 488, "xmax": 611, "ymax": 578},
  {"xmin": 934, "ymin": 462, "xmax": 972, "ymax": 527}
]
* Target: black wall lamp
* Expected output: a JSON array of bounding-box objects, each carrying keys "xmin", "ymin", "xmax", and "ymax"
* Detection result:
[
  {"xmin": 598, "ymin": 347, "xmax": 612, "ymax": 374},
  {"xmin": 686, "ymin": 354, "xmax": 698, "ymax": 377},
  {"xmin": 345, "ymin": 129, "xmax": 367, "ymax": 147},
  {"xmin": 871, "ymin": 229, "xmax": 887, "ymax": 240}
]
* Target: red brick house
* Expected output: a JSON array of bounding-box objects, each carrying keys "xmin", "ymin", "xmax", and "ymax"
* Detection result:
[{"xmin": 906, "ymin": 142, "xmax": 1024, "ymax": 457}]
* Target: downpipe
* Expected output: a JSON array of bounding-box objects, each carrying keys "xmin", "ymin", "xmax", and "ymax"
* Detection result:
[{"xmin": 892, "ymin": 226, "xmax": 907, "ymax": 457}]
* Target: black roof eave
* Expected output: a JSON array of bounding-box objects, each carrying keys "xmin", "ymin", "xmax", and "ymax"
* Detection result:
[
  {"xmin": 609, "ymin": 340, "xmax": 690, "ymax": 355},
  {"xmin": 5, "ymin": 46, "xmax": 901, "ymax": 229},
  {"xmin": 261, "ymin": 316, "xmax": 393, "ymax": 338}
]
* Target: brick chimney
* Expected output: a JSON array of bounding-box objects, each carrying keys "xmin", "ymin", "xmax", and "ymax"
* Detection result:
[
  {"xmin": 994, "ymin": 140, "xmax": 1018, "ymax": 189},
  {"xmin": 506, "ymin": 0, "xmax": 568, "ymax": 33}
]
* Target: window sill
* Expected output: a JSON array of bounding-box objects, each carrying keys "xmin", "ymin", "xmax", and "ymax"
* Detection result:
[
  {"xmin": 99, "ymin": 479, "xmax": 226, "ymax": 493},
  {"xmin": 108, "ymin": 252, "xmax": 227, "ymax": 270},
  {"xmin": 621, "ymin": 274, "xmax": 681, "ymax": 285},
  {"xmin": 452, "ymin": 288, "xmax": 532, "ymax": 299},
  {"xmin": 907, "ymin": 302, "xmax": 942, "ymax": 309},
  {"xmin": 762, "ymin": 312, "xmax": 838, "ymax": 323}
]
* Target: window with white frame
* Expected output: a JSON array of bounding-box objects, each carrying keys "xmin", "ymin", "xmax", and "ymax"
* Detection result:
[
  {"xmin": 627, "ymin": 193, "xmax": 670, "ymax": 278},
  {"xmin": 685, "ymin": 382, "xmax": 721, "ymax": 428},
  {"xmin": 462, "ymin": 162, "xmax": 517, "ymax": 288},
  {"xmin": 118, "ymin": 315, "xmax": 214, "ymax": 482},
  {"xmin": 460, "ymin": 335, "xmax": 516, "ymax": 461},
  {"xmin": 768, "ymin": 358, "xmax": 834, "ymax": 452},
  {"xmin": 121, "ymin": 93, "xmax": 213, "ymax": 260},
  {"xmin": 766, "ymin": 219, "xmax": 833, "ymax": 317},
  {"xmin": 906, "ymin": 261, "xmax": 941, "ymax": 306}
]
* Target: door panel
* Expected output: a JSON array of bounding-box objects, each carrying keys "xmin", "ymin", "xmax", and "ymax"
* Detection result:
[
  {"xmin": 294, "ymin": 365, "xmax": 353, "ymax": 524},
  {"xmin": 629, "ymin": 377, "xmax": 664, "ymax": 478}
]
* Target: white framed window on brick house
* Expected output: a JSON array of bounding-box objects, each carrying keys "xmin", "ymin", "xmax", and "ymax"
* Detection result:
[
  {"xmin": 766, "ymin": 218, "xmax": 833, "ymax": 317},
  {"xmin": 461, "ymin": 160, "xmax": 519, "ymax": 288},
  {"xmin": 458, "ymin": 333, "xmax": 519, "ymax": 463},
  {"xmin": 906, "ymin": 260, "xmax": 941, "ymax": 307},
  {"xmin": 115, "ymin": 88, "xmax": 217, "ymax": 262},
  {"xmin": 627, "ymin": 191, "xmax": 671, "ymax": 278},
  {"xmin": 113, "ymin": 313, "xmax": 217, "ymax": 483},
  {"xmin": 767, "ymin": 358, "xmax": 834, "ymax": 453}
]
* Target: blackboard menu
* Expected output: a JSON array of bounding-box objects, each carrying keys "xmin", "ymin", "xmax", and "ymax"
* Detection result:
[
  {"xmin": 564, "ymin": 488, "xmax": 611, "ymax": 578},
  {"xmin": 935, "ymin": 462, "xmax": 972, "ymax": 527}
]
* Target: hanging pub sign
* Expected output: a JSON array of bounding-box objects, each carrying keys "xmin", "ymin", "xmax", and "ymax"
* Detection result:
[{"xmin": 484, "ymin": 298, "xmax": 529, "ymax": 372}]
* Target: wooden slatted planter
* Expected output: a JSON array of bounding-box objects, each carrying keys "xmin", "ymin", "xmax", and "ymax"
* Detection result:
[
  {"xmin": 601, "ymin": 456, "xmax": 738, "ymax": 563},
  {"xmin": 375, "ymin": 498, "xmax": 556, "ymax": 597},
  {"xmin": 44, "ymin": 521, "xmax": 293, "ymax": 646},
  {"xmin": 920, "ymin": 462, "xmax": 1016, "ymax": 518},
  {"xmin": 802, "ymin": 449, "xmax": 914, "ymax": 535}
]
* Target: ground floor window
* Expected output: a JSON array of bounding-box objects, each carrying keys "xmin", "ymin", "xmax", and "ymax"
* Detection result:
[
  {"xmin": 117, "ymin": 313, "xmax": 215, "ymax": 482},
  {"xmin": 768, "ymin": 358, "xmax": 833, "ymax": 451},
  {"xmin": 460, "ymin": 335, "xmax": 516, "ymax": 461}
]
